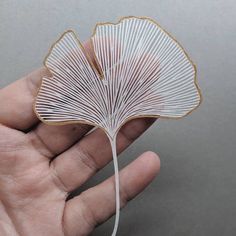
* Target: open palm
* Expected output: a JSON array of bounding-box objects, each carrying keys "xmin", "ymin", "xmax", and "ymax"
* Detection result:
[{"xmin": 0, "ymin": 66, "xmax": 160, "ymax": 236}]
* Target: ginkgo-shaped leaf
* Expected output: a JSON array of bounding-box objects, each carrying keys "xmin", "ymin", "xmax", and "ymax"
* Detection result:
[{"xmin": 34, "ymin": 16, "xmax": 201, "ymax": 236}]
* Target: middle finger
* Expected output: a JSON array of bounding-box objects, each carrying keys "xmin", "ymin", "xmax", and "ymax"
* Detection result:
[
  {"xmin": 28, "ymin": 122, "xmax": 93, "ymax": 159},
  {"xmin": 50, "ymin": 117, "xmax": 156, "ymax": 192}
]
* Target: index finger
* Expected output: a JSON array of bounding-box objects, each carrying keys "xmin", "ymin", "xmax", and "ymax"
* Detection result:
[{"xmin": 0, "ymin": 67, "xmax": 50, "ymax": 131}]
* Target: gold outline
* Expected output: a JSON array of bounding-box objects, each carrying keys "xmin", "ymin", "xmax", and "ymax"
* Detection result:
[{"xmin": 34, "ymin": 16, "xmax": 202, "ymax": 138}]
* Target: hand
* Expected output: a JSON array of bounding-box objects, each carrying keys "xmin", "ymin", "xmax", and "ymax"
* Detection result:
[{"xmin": 0, "ymin": 67, "xmax": 160, "ymax": 236}]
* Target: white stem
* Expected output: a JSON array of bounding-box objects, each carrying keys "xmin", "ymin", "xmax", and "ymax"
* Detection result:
[{"xmin": 109, "ymin": 134, "xmax": 120, "ymax": 236}]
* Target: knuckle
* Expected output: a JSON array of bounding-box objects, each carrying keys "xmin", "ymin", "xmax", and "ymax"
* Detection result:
[
  {"xmin": 75, "ymin": 144, "xmax": 98, "ymax": 173},
  {"xmin": 79, "ymin": 193, "xmax": 98, "ymax": 229}
]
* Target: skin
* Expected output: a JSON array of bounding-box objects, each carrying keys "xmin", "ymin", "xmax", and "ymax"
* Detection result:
[{"xmin": 0, "ymin": 48, "xmax": 160, "ymax": 235}]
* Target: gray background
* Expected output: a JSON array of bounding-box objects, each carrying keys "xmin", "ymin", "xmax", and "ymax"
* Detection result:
[{"xmin": 1, "ymin": 0, "xmax": 236, "ymax": 235}]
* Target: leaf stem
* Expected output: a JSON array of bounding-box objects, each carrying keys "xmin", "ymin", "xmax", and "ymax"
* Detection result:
[{"xmin": 109, "ymin": 134, "xmax": 120, "ymax": 236}]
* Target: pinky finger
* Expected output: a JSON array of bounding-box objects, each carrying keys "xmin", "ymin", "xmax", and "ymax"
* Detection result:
[{"xmin": 63, "ymin": 151, "xmax": 160, "ymax": 236}]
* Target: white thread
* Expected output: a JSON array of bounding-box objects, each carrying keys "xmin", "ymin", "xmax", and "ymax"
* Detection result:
[{"xmin": 35, "ymin": 17, "xmax": 201, "ymax": 236}]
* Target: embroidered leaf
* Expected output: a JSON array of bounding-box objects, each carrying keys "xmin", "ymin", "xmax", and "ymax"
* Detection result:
[{"xmin": 34, "ymin": 16, "xmax": 201, "ymax": 236}]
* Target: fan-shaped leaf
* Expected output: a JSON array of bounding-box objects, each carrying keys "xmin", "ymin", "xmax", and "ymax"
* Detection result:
[{"xmin": 34, "ymin": 16, "xmax": 201, "ymax": 236}]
